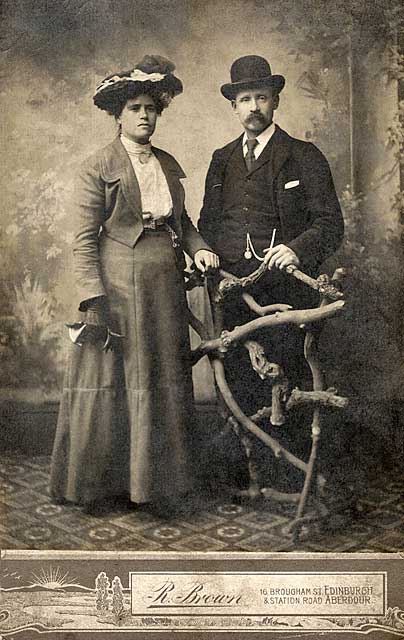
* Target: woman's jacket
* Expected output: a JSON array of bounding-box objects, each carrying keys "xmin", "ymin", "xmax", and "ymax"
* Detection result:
[{"xmin": 72, "ymin": 136, "xmax": 210, "ymax": 309}]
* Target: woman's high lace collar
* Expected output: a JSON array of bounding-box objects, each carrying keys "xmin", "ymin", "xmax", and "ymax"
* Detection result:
[{"xmin": 120, "ymin": 134, "xmax": 152, "ymax": 158}]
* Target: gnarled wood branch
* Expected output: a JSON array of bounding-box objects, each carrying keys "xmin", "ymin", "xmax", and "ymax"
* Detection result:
[
  {"xmin": 213, "ymin": 264, "xmax": 268, "ymax": 302},
  {"xmin": 212, "ymin": 357, "xmax": 309, "ymax": 473},
  {"xmin": 285, "ymin": 266, "xmax": 344, "ymax": 301},
  {"xmin": 270, "ymin": 370, "xmax": 289, "ymax": 427},
  {"xmin": 244, "ymin": 340, "xmax": 278, "ymax": 380},
  {"xmin": 243, "ymin": 341, "xmax": 289, "ymax": 426},
  {"xmin": 242, "ymin": 293, "xmax": 293, "ymax": 316},
  {"xmin": 187, "ymin": 264, "xmax": 347, "ymax": 535},
  {"xmin": 199, "ymin": 301, "xmax": 345, "ymax": 355},
  {"xmin": 209, "ymin": 264, "xmax": 344, "ymax": 303},
  {"xmin": 286, "ymin": 388, "xmax": 349, "ymax": 411},
  {"xmin": 291, "ymin": 301, "xmax": 328, "ymax": 535},
  {"xmin": 251, "ymin": 406, "xmax": 272, "ymax": 423},
  {"xmin": 227, "ymin": 301, "xmax": 344, "ymax": 345},
  {"xmin": 261, "ymin": 488, "xmax": 301, "ymax": 503},
  {"xmin": 228, "ymin": 416, "xmax": 261, "ymax": 499}
]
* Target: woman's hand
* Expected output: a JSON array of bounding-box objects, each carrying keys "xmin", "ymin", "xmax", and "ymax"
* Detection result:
[
  {"xmin": 67, "ymin": 323, "xmax": 124, "ymax": 352},
  {"xmin": 194, "ymin": 249, "xmax": 220, "ymax": 273}
]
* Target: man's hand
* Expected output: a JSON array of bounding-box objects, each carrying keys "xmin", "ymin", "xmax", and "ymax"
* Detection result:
[
  {"xmin": 263, "ymin": 244, "xmax": 300, "ymax": 270},
  {"xmin": 194, "ymin": 249, "xmax": 220, "ymax": 273}
]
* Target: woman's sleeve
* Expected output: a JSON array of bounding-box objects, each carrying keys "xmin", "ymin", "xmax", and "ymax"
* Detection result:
[
  {"xmin": 72, "ymin": 159, "xmax": 107, "ymax": 311},
  {"xmin": 181, "ymin": 207, "xmax": 214, "ymax": 259},
  {"xmin": 171, "ymin": 177, "xmax": 213, "ymax": 259}
]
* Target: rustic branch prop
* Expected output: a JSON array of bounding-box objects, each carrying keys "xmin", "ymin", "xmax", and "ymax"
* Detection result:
[
  {"xmin": 220, "ymin": 301, "xmax": 344, "ymax": 346},
  {"xmin": 250, "ymin": 406, "xmax": 272, "ymax": 423},
  {"xmin": 212, "ymin": 357, "xmax": 309, "ymax": 473},
  {"xmin": 243, "ymin": 341, "xmax": 290, "ymax": 427},
  {"xmin": 213, "ymin": 264, "xmax": 268, "ymax": 302},
  {"xmin": 285, "ymin": 265, "xmax": 344, "ymax": 301},
  {"xmin": 212, "ymin": 262, "xmax": 344, "ymax": 303},
  {"xmin": 286, "ymin": 388, "xmax": 349, "ymax": 411},
  {"xmin": 289, "ymin": 320, "xmax": 325, "ymax": 540},
  {"xmin": 191, "ymin": 300, "xmax": 344, "ymax": 362},
  {"xmin": 186, "ymin": 264, "xmax": 349, "ymax": 540},
  {"xmin": 261, "ymin": 488, "xmax": 301, "ymax": 503},
  {"xmin": 244, "ymin": 340, "xmax": 277, "ymax": 380},
  {"xmin": 269, "ymin": 367, "xmax": 289, "ymax": 427},
  {"xmin": 228, "ymin": 416, "xmax": 261, "ymax": 500},
  {"xmin": 241, "ymin": 293, "xmax": 292, "ymax": 316}
]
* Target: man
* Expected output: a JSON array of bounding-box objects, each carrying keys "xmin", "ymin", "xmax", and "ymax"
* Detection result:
[{"xmin": 198, "ymin": 55, "xmax": 344, "ymax": 493}]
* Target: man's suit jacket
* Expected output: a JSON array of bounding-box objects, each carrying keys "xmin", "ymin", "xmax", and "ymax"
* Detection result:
[
  {"xmin": 72, "ymin": 136, "xmax": 210, "ymax": 309},
  {"xmin": 198, "ymin": 125, "xmax": 344, "ymax": 274}
]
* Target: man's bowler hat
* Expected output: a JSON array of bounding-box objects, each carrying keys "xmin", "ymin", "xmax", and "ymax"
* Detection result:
[{"xmin": 221, "ymin": 55, "xmax": 285, "ymax": 100}]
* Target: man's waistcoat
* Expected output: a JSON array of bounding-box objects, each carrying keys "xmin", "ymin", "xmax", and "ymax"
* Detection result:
[{"xmin": 220, "ymin": 138, "xmax": 281, "ymax": 261}]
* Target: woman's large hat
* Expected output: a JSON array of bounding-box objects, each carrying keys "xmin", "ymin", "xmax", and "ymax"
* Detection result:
[
  {"xmin": 93, "ymin": 55, "xmax": 183, "ymax": 112},
  {"xmin": 221, "ymin": 55, "xmax": 285, "ymax": 100}
]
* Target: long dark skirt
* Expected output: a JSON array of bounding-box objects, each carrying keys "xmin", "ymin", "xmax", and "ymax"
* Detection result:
[{"xmin": 50, "ymin": 230, "xmax": 195, "ymax": 504}]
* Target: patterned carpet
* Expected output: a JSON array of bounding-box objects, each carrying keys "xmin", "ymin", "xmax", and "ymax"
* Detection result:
[{"xmin": 1, "ymin": 452, "xmax": 404, "ymax": 552}]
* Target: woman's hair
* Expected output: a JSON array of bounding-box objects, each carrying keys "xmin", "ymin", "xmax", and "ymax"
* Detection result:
[{"xmin": 105, "ymin": 84, "xmax": 165, "ymax": 118}]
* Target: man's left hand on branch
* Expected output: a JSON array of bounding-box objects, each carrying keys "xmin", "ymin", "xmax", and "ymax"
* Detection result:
[
  {"xmin": 194, "ymin": 249, "xmax": 220, "ymax": 273},
  {"xmin": 263, "ymin": 243, "xmax": 300, "ymax": 270}
]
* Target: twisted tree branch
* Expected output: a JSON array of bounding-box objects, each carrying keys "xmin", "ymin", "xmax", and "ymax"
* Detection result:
[
  {"xmin": 242, "ymin": 293, "xmax": 293, "ymax": 316},
  {"xmin": 212, "ymin": 358, "xmax": 309, "ymax": 473},
  {"xmin": 187, "ymin": 264, "xmax": 347, "ymax": 533},
  {"xmin": 286, "ymin": 388, "xmax": 349, "ymax": 411}
]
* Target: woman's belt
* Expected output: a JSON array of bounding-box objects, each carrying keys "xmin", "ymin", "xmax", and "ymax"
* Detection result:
[
  {"xmin": 142, "ymin": 213, "xmax": 180, "ymax": 248},
  {"xmin": 142, "ymin": 216, "xmax": 167, "ymax": 230}
]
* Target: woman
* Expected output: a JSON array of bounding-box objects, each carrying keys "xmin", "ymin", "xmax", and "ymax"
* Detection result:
[{"xmin": 50, "ymin": 55, "xmax": 218, "ymax": 514}]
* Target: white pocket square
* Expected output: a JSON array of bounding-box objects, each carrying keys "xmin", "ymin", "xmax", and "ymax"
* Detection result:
[{"xmin": 285, "ymin": 180, "xmax": 300, "ymax": 189}]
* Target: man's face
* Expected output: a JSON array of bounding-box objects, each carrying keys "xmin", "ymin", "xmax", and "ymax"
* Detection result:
[
  {"xmin": 118, "ymin": 94, "xmax": 158, "ymax": 143},
  {"xmin": 232, "ymin": 86, "xmax": 279, "ymax": 137}
]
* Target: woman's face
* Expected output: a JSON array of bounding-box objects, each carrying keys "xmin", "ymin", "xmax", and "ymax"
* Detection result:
[{"xmin": 118, "ymin": 94, "xmax": 158, "ymax": 143}]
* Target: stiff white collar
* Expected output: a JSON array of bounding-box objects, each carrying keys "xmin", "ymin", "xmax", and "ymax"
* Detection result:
[
  {"xmin": 120, "ymin": 134, "xmax": 152, "ymax": 156},
  {"xmin": 242, "ymin": 122, "xmax": 275, "ymax": 159}
]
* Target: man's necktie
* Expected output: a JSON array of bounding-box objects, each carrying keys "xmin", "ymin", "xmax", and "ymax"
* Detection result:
[{"xmin": 245, "ymin": 138, "xmax": 258, "ymax": 171}]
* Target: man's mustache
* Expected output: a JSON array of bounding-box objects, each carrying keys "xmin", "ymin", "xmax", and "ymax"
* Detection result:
[{"xmin": 246, "ymin": 113, "xmax": 265, "ymax": 122}]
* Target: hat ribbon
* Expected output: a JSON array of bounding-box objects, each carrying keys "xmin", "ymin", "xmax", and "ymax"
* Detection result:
[{"xmin": 95, "ymin": 69, "xmax": 166, "ymax": 95}]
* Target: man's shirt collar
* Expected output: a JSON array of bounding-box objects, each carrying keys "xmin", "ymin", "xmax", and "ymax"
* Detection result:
[{"xmin": 242, "ymin": 122, "xmax": 275, "ymax": 159}]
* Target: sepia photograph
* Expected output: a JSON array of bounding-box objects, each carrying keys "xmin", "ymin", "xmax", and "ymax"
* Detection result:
[{"xmin": 1, "ymin": 0, "xmax": 404, "ymax": 636}]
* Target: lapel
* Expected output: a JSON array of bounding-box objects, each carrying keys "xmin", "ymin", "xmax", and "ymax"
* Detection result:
[
  {"xmin": 101, "ymin": 139, "xmax": 187, "ymax": 221},
  {"xmin": 248, "ymin": 125, "xmax": 291, "ymax": 179},
  {"xmin": 233, "ymin": 139, "xmax": 250, "ymax": 178},
  {"xmin": 222, "ymin": 135, "xmax": 246, "ymax": 178},
  {"xmin": 268, "ymin": 126, "xmax": 292, "ymax": 182},
  {"xmin": 247, "ymin": 133, "xmax": 274, "ymax": 176},
  {"xmin": 101, "ymin": 136, "xmax": 142, "ymax": 214}
]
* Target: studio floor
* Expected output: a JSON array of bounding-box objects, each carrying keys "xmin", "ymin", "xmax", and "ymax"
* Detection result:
[{"xmin": 1, "ymin": 451, "xmax": 404, "ymax": 553}]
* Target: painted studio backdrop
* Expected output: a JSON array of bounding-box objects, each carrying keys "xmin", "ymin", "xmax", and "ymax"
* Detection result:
[{"xmin": 1, "ymin": 1, "xmax": 403, "ymax": 446}]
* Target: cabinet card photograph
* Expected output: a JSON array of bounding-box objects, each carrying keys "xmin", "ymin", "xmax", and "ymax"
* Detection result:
[{"xmin": 1, "ymin": 0, "xmax": 404, "ymax": 637}]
